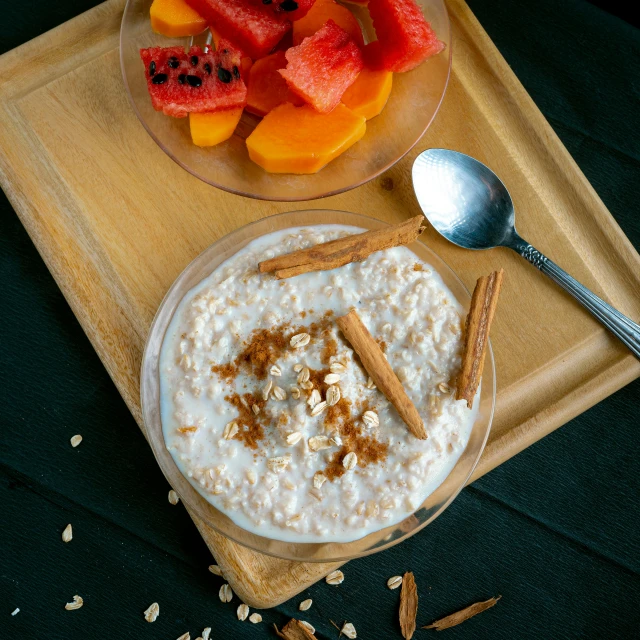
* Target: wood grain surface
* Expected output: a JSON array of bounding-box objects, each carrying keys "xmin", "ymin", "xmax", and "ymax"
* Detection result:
[{"xmin": 0, "ymin": 0, "xmax": 638, "ymax": 609}]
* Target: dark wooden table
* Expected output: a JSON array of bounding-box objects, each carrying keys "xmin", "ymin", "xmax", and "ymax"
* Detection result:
[{"xmin": 1, "ymin": 0, "xmax": 639, "ymax": 637}]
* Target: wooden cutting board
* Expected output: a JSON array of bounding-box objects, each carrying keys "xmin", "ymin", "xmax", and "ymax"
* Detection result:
[{"xmin": 1, "ymin": 0, "xmax": 639, "ymax": 609}]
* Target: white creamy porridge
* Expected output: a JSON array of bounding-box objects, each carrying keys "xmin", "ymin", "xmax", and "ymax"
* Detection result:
[{"xmin": 159, "ymin": 225, "xmax": 477, "ymax": 543}]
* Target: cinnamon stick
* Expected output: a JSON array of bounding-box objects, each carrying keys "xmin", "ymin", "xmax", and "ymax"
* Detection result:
[
  {"xmin": 456, "ymin": 269, "xmax": 504, "ymax": 409},
  {"xmin": 259, "ymin": 216, "xmax": 426, "ymax": 279},
  {"xmin": 399, "ymin": 571, "xmax": 419, "ymax": 639},
  {"xmin": 336, "ymin": 310, "xmax": 427, "ymax": 440},
  {"xmin": 422, "ymin": 596, "xmax": 501, "ymax": 631},
  {"xmin": 274, "ymin": 619, "xmax": 317, "ymax": 639}
]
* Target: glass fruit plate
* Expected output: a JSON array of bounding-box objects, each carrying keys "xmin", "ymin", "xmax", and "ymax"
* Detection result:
[
  {"xmin": 140, "ymin": 210, "xmax": 495, "ymax": 562},
  {"xmin": 120, "ymin": 0, "xmax": 451, "ymax": 201}
]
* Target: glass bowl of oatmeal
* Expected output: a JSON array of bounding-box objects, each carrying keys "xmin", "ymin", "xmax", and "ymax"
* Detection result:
[
  {"xmin": 141, "ymin": 210, "xmax": 495, "ymax": 562},
  {"xmin": 120, "ymin": 0, "xmax": 451, "ymax": 201}
]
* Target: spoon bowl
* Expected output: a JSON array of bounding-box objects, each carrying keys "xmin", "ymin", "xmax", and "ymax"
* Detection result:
[{"xmin": 412, "ymin": 148, "xmax": 640, "ymax": 359}]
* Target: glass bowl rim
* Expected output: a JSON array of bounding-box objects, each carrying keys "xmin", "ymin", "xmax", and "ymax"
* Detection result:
[
  {"xmin": 140, "ymin": 209, "xmax": 495, "ymax": 562},
  {"xmin": 119, "ymin": 0, "xmax": 453, "ymax": 202}
]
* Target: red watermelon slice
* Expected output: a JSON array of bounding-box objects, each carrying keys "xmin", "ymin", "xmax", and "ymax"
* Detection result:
[
  {"xmin": 185, "ymin": 0, "xmax": 290, "ymax": 59},
  {"xmin": 140, "ymin": 44, "xmax": 247, "ymax": 118},
  {"xmin": 364, "ymin": 0, "xmax": 444, "ymax": 73},
  {"xmin": 270, "ymin": 0, "xmax": 316, "ymax": 22},
  {"xmin": 279, "ymin": 19, "xmax": 363, "ymax": 113}
]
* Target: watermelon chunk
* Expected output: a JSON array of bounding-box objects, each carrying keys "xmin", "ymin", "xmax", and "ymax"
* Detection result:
[
  {"xmin": 140, "ymin": 44, "xmax": 247, "ymax": 118},
  {"xmin": 270, "ymin": 0, "xmax": 316, "ymax": 22},
  {"xmin": 279, "ymin": 20, "xmax": 363, "ymax": 114},
  {"xmin": 364, "ymin": 0, "xmax": 445, "ymax": 73},
  {"xmin": 185, "ymin": 0, "xmax": 290, "ymax": 59}
]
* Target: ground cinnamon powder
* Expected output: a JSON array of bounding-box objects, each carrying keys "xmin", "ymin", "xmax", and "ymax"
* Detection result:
[
  {"xmin": 234, "ymin": 327, "xmax": 289, "ymax": 380},
  {"xmin": 323, "ymin": 398, "xmax": 388, "ymax": 481},
  {"xmin": 224, "ymin": 392, "xmax": 265, "ymax": 449}
]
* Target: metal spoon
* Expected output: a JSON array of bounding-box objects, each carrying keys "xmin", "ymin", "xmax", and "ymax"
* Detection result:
[{"xmin": 412, "ymin": 148, "xmax": 640, "ymax": 359}]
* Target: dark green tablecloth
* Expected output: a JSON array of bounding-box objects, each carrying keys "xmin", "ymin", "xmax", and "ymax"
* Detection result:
[{"xmin": 1, "ymin": 1, "xmax": 639, "ymax": 638}]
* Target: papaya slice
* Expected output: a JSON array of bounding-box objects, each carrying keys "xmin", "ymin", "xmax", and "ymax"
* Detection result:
[
  {"xmin": 293, "ymin": 0, "xmax": 364, "ymax": 48},
  {"xmin": 150, "ymin": 0, "xmax": 207, "ymax": 37},
  {"xmin": 341, "ymin": 67, "xmax": 392, "ymax": 119},
  {"xmin": 246, "ymin": 102, "xmax": 366, "ymax": 173},
  {"xmin": 190, "ymin": 108, "xmax": 243, "ymax": 146},
  {"xmin": 246, "ymin": 51, "xmax": 303, "ymax": 117}
]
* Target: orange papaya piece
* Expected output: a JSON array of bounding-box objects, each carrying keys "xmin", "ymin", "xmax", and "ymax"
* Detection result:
[
  {"xmin": 150, "ymin": 0, "xmax": 207, "ymax": 37},
  {"xmin": 341, "ymin": 67, "xmax": 392, "ymax": 119},
  {"xmin": 293, "ymin": 0, "xmax": 364, "ymax": 48},
  {"xmin": 245, "ymin": 51, "xmax": 303, "ymax": 117},
  {"xmin": 246, "ymin": 102, "xmax": 366, "ymax": 173},
  {"xmin": 189, "ymin": 108, "xmax": 243, "ymax": 146}
]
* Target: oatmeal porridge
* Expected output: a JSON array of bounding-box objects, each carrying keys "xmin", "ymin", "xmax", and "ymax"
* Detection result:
[{"xmin": 159, "ymin": 225, "xmax": 478, "ymax": 543}]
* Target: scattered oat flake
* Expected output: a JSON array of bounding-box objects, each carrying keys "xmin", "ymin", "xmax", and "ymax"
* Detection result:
[
  {"xmin": 308, "ymin": 435, "xmax": 331, "ymax": 451},
  {"xmin": 300, "ymin": 620, "xmax": 315, "ymax": 634},
  {"xmin": 307, "ymin": 389, "xmax": 321, "ymax": 408},
  {"xmin": 208, "ymin": 564, "xmax": 223, "ymax": 576},
  {"xmin": 237, "ymin": 603, "xmax": 249, "ymax": 620},
  {"xmin": 273, "ymin": 386, "xmax": 287, "ymax": 401},
  {"xmin": 286, "ymin": 431, "xmax": 303, "ymax": 446},
  {"xmin": 299, "ymin": 598, "xmax": 312, "ymax": 611},
  {"xmin": 143, "ymin": 602, "xmax": 159, "ymax": 622},
  {"xmin": 263, "ymin": 378, "xmax": 274, "ymax": 401},
  {"xmin": 324, "ymin": 373, "xmax": 341, "ymax": 384},
  {"xmin": 399, "ymin": 572, "xmax": 418, "ymax": 639},
  {"xmin": 438, "ymin": 382, "xmax": 451, "ymax": 393},
  {"xmin": 223, "ymin": 421, "xmax": 239, "ymax": 440},
  {"xmin": 70, "ymin": 435, "xmax": 82, "ymax": 447},
  {"xmin": 342, "ymin": 622, "xmax": 357, "ymax": 638},
  {"xmin": 313, "ymin": 472, "xmax": 327, "ymax": 489},
  {"xmin": 252, "ymin": 403, "xmax": 260, "ymax": 415},
  {"xmin": 65, "ymin": 595, "xmax": 83, "ymax": 611},
  {"xmin": 291, "ymin": 387, "xmax": 301, "ymax": 399},
  {"xmin": 331, "ymin": 435, "xmax": 343, "ymax": 446},
  {"xmin": 362, "ymin": 410, "xmax": 379, "ymax": 427},
  {"xmin": 267, "ymin": 455, "xmax": 291, "ymax": 472},
  {"xmin": 202, "ymin": 627, "xmax": 211, "ymax": 640},
  {"xmin": 176, "ymin": 633, "xmax": 190, "ymax": 640},
  {"xmin": 294, "ymin": 363, "xmax": 303, "ymax": 372},
  {"xmin": 366, "ymin": 377, "xmax": 376, "ymax": 389},
  {"xmin": 297, "ymin": 367, "xmax": 310, "ymax": 384},
  {"xmin": 310, "ymin": 401, "xmax": 327, "ymax": 417},
  {"xmin": 270, "ymin": 365, "xmax": 282, "ymax": 376},
  {"xmin": 387, "ymin": 575, "xmax": 403, "ymax": 589},
  {"xmin": 62, "ymin": 524, "xmax": 73, "ymax": 543},
  {"xmin": 330, "ymin": 362, "xmax": 346, "ymax": 373},
  {"xmin": 168, "ymin": 490, "xmax": 180, "ymax": 505},
  {"xmin": 11, "ymin": 608, "xmax": 19, "ymax": 616},
  {"xmin": 290, "ymin": 333, "xmax": 311, "ymax": 348},
  {"xmin": 249, "ymin": 613, "xmax": 262, "ymax": 623},
  {"xmin": 300, "ymin": 380, "xmax": 314, "ymax": 390},
  {"xmin": 219, "ymin": 583, "xmax": 233, "ymax": 603},
  {"xmin": 326, "ymin": 569, "xmax": 344, "ymax": 585},
  {"xmin": 343, "ymin": 452, "xmax": 357, "ymax": 470},
  {"xmin": 326, "ymin": 385, "xmax": 341, "ymax": 406},
  {"xmin": 423, "ymin": 596, "xmax": 501, "ymax": 630}
]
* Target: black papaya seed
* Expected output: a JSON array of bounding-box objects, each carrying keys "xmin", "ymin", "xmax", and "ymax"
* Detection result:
[
  {"xmin": 233, "ymin": 65, "xmax": 240, "ymax": 79},
  {"xmin": 280, "ymin": 0, "xmax": 298, "ymax": 11},
  {"xmin": 149, "ymin": 61, "xmax": 156, "ymax": 76},
  {"xmin": 217, "ymin": 67, "xmax": 232, "ymax": 83},
  {"xmin": 152, "ymin": 73, "xmax": 168, "ymax": 84},
  {"xmin": 263, "ymin": 0, "xmax": 272, "ymax": 4},
  {"xmin": 204, "ymin": 63, "xmax": 212, "ymax": 75},
  {"xmin": 186, "ymin": 75, "xmax": 202, "ymax": 87},
  {"xmin": 167, "ymin": 56, "xmax": 179, "ymax": 69},
  {"xmin": 191, "ymin": 55, "xmax": 199, "ymax": 66},
  {"xmin": 178, "ymin": 74, "xmax": 186, "ymax": 84}
]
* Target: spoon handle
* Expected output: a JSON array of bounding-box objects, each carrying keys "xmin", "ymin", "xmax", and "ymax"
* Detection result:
[{"xmin": 511, "ymin": 239, "xmax": 640, "ymax": 359}]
